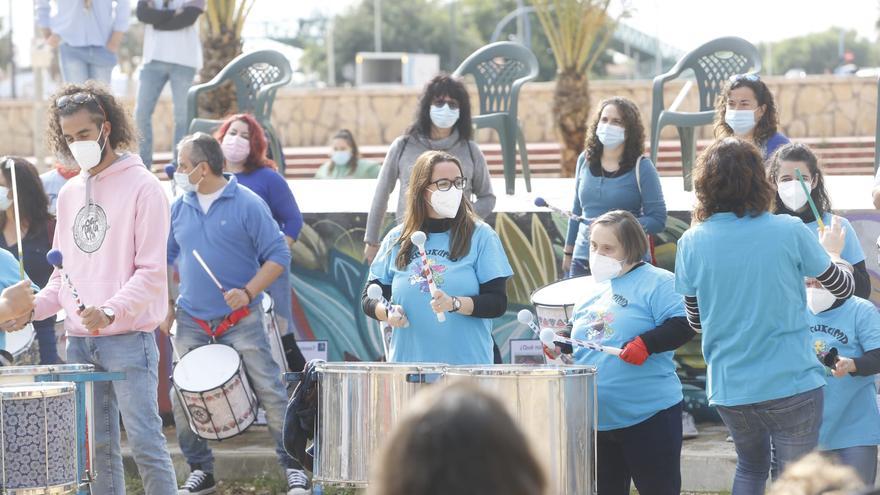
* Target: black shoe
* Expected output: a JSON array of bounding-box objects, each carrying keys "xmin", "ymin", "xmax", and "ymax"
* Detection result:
[
  {"xmin": 178, "ymin": 470, "xmax": 216, "ymax": 495},
  {"xmin": 286, "ymin": 468, "xmax": 312, "ymax": 495}
]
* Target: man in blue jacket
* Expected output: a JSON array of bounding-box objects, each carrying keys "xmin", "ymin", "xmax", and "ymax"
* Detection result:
[{"xmin": 166, "ymin": 133, "xmax": 310, "ymax": 495}]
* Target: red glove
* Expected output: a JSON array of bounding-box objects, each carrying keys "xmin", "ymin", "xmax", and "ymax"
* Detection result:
[{"xmin": 619, "ymin": 336, "xmax": 649, "ymax": 365}]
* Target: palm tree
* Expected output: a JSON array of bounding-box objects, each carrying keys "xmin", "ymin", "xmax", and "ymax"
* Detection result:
[
  {"xmin": 531, "ymin": 0, "xmax": 620, "ymax": 177},
  {"xmin": 199, "ymin": 0, "xmax": 255, "ymax": 118}
]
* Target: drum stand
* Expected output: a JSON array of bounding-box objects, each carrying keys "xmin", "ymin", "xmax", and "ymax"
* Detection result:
[{"xmin": 35, "ymin": 370, "xmax": 126, "ymax": 495}]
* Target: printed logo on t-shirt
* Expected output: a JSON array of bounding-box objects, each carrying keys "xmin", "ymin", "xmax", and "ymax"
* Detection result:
[
  {"xmin": 810, "ymin": 324, "xmax": 848, "ymax": 345},
  {"xmin": 409, "ymin": 258, "xmax": 447, "ymax": 293},
  {"xmin": 580, "ymin": 308, "xmax": 616, "ymax": 342},
  {"xmin": 73, "ymin": 203, "xmax": 109, "ymax": 253},
  {"xmin": 612, "ymin": 294, "xmax": 629, "ymax": 307}
]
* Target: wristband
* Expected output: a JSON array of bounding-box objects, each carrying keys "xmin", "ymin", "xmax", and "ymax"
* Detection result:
[
  {"xmin": 563, "ymin": 251, "xmax": 573, "ymax": 256},
  {"xmin": 243, "ymin": 287, "xmax": 254, "ymax": 303}
]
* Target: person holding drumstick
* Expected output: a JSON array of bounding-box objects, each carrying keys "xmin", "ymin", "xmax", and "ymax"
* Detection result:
[
  {"xmin": 675, "ymin": 138, "xmax": 854, "ymax": 494},
  {"xmin": 362, "ymin": 150, "xmax": 512, "ymax": 365},
  {"xmin": 552, "ymin": 210, "xmax": 693, "ymax": 494},
  {"xmin": 165, "ymin": 133, "xmax": 309, "ymax": 495}
]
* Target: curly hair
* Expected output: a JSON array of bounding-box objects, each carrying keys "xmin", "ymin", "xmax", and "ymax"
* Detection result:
[
  {"xmin": 693, "ymin": 137, "xmax": 775, "ymax": 222},
  {"xmin": 46, "ymin": 81, "xmax": 138, "ymax": 165},
  {"xmin": 767, "ymin": 142, "xmax": 832, "ymax": 219},
  {"xmin": 713, "ymin": 77, "xmax": 780, "ymax": 151},
  {"xmin": 584, "ymin": 97, "xmax": 645, "ymax": 173},
  {"xmin": 766, "ymin": 452, "xmax": 865, "ymax": 495},
  {"xmin": 407, "ymin": 74, "xmax": 473, "ymax": 142},
  {"xmin": 215, "ymin": 113, "xmax": 277, "ymax": 173}
]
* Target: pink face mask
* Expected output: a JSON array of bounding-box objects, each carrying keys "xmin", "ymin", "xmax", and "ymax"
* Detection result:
[{"xmin": 221, "ymin": 133, "xmax": 250, "ymax": 164}]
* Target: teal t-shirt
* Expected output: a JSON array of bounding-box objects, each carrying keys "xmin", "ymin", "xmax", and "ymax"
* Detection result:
[
  {"xmin": 804, "ymin": 212, "xmax": 865, "ymax": 266},
  {"xmin": 675, "ymin": 212, "xmax": 830, "ymax": 406},
  {"xmin": 808, "ymin": 297, "xmax": 880, "ymax": 451},
  {"xmin": 369, "ymin": 222, "xmax": 513, "ymax": 364},
  {"xmin": 571, "ymin": 263, "xmax": 685, "ymax": 430},
  {"xmin": 0, "ymin": 248, "xmax": 39, "ymax": 350}
]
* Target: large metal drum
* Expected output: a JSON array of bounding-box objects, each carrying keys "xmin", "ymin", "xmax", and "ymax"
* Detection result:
[
  {"xmin": 314, "ymin": 362, "xmax": 447, "ymax": 486},
  {"xmin": 445, "ymin": 365, "xmax": 597, "ymax": 495}
]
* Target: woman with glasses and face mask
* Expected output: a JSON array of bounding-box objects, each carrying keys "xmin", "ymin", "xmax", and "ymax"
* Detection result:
[
  {"xmin": 563, "ymin": 97, "xmax": 667, "ymax": 278},
  {"xmin": 362, "ymin": 151, "xmax": 512, "ymax": 365},
  {"xmin": 714, "ymin": 74, "xmax": 790, "ymax": 160},
  {"xmin": 363, "ymin": 74, "xmax": 495, "ymax": 265}
]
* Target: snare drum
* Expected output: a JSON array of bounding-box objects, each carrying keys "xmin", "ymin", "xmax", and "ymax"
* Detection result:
[
  {"xmin": 172, "ymin": 344, "xmax": 258, "ymax": 440},
  {"xmin": 4, "ymin": 323, "xmax": 37, "ymax": 365},
  {"xmin": 314, "ymin": 362, "xmax": 447, "ymax": 486},
  {"xmin": 530, "ymin": 276, "xmax": 597, "ymax": 329},
  {"xmin": 445, "ymin": 365, "xmax": 597, "ymax": 495},
  {"xmin": 0, "ymin": 382, "xmax": 78, "ymax": 494},
  {"xmin": 262, "ymin": 295, "xmax": 289, "ymax": 373}
]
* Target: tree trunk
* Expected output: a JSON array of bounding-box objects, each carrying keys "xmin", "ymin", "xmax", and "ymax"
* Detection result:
[
  {"xmin": 553, "ymin": 68, "xmax": 591, "ymax": 177},
  {"xmin": 197, "ymin": 31, "xmax": 243, "ymax": 119}
]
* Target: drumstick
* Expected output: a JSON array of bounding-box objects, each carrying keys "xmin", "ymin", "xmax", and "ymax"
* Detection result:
[
  {"xmin": 539, "ymin": 327, "xmax": 622, "ymax": 356},
  {"xmin": 46, "ymin": 250, "xmax": 85, "ymax": 312},
  {"xmin": 795, "ymin": 169, "xmax": 824, "ymax": 233},
  {"xmin": 192, "ymin": 249, "xmax": 225, "ymax": 293},
  {"xmin": 517, "ymin": 309, "xmax": 542, "ymax": 337},
  {"xmin": 410, "ymin": 231, "xmax": 445, "ymax": 322},
  {"xmin": 367, "ymin": 283, "xmax": 404, "ymax": 325},
  {"xmin": 6, "ymin": 159, "xmax": 24, "ymax": 279},
  {"xmin": 534, "ymin": 197, "xmax": 590, "ymax": 224}
]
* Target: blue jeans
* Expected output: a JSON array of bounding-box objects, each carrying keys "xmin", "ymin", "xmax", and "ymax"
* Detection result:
[
  {"xmin": 67, "ymin": 332, "xmax": 178, "ymax": 495},
  {"xmin": 135, "ymin": 60, "xmax": 197, "ymax": 167},
  {"xmin": 58, "ymin": 43, "xmax": 115, "ymax": 84},
  {"xmin": 267, "ymin": 271, "xmax": 294, "ymax": 336},
  {"xmin": 716, "ymin": 387, "xmax": 824, "ymax": 495},
  {"xmin": 33, "ymin": 317, "xmax": 60, "ymax": 364},
  {"xmin": 569, "ymin": 257, "xmax": 590, "ymax": 278},
  {"xmin": 172, "ymin": 307, "xmax": 294, "ymax": 473},
  {"xmin": 826, "ymin": 445, "xmax": 878, "ymax": 486}
]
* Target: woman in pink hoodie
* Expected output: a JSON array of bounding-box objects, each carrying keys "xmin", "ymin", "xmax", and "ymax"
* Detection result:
[{"xmin": 32, "ymin": 82, "xmax": 177, "ymax": 494}]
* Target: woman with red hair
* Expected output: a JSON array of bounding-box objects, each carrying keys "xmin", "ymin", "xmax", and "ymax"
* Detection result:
[{"xmin": 216, "ymin": 114, "xmax": 305, "ymax": 372}]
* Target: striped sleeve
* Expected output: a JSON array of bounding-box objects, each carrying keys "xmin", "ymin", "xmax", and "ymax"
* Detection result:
[
  {"xmin": 816, "ymin": 262, "xmax": 855, "ymax": 300},
  {"xmin": 684, "ymin": 295, "xmax": 701, "ymax": 333}
]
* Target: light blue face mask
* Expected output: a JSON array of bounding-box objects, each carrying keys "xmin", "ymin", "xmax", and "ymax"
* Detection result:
[
  {"xmin": 596, "ymin": 123, "xmax": 625, "ymax": 150},
  {"xmin": 430, "ymin": 103, "xmax": 460, "ymax": 129},
  {"xmin": 725, "ymin": 109, "xmax": 757, "ymax": 135},
  {"xmin": 331, "ymin": 150, "xmax": 352, "ymax": 165},
  {"xmin": 173, "ymin": 165, "xmax": 202, "ymax": 193}
]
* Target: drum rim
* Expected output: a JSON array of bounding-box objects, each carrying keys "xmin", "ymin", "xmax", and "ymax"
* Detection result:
[
  {"xmin": 4, "ymin": 481, "xmax": 78, "ymax": 494},
  {"xmin": 445, "ymin": 364, "xmax": 597, "ymax": 376},
  {"xmin": 0, "ymin": 364, "xmax": 95, "ymax": 375},
  {"xmin": 314, "ymin": 362, "xmax": 448, "ymax": 373},
  {"xmin": 529, "ymin": 274, "xmax": 595, "ymax": 307},
  {"xmin": 172, "ymin": 343, "xmax": 243, "ymax": 390},
  {"xmin": 0, "ymin": 381, "xmax": 76, "ymax": 398}
]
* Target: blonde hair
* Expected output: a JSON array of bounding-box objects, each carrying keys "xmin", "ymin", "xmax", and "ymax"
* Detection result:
[{"xmin": 766, "ymin": 452, "xmax": 865, "ymax": 495}]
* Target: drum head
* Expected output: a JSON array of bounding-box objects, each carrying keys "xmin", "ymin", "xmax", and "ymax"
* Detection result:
[
  {"xmin": 530, "ymin": 276, "xmax": 597, "ymax": 307},
  {"xmin": 173, "ymin": 344, "xmax": 241, "ymax": 391},
  {"xmin": 4, "ymin": 324, "xmax": 35, "ymax": 356}
]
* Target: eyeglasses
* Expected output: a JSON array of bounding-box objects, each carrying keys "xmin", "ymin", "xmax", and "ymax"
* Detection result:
[
  {"xmin": 729, "ymin": 73, "xmax": 761, "ymax": 83},
  {"xmin": 432, "ymin": 98, "xmax": 460, "ymax": 110},
  {"xmin": 430, "ymin": 177, "xmax": 467, "ymax": 191}
]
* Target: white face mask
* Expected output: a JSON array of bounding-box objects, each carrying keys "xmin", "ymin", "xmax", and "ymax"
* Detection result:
[
  {"xmin": 68, "ymin": 125, "xmax": 106, "ymax": 170},
  {"xmin": 806, "ymin": 287, "xmax": 835, "ymax": 314},
  {"xmin": 430, "ymin": 104, "xmax": 460, "ymax": 129},
  {"xmin": 331, "ymin": 150, "xmax": 352, "ymax": 165},
  {"xmin": 590, "ymin": 252, "xmax": 623, "ymax": 283},
  {"xmin": 0, "ymin": 186, "xmax": 9, "ymax": 211},
  {"xmin": 778, "ymin": 180, "xmax": 809, "ymax": 211},
  {"xmin": 429, "ymin": 187, "xmax": 463, "ymax": 218},
  {"xmin": 725, "ymin": 109, "xmax": 757, "ymax": 135},
  {"xmin": 596, "ymin": 123, "xmax": 625, "ymax": 150},
  {"xmin": 173, "ymin": 165, "xmax": 203, "ymax": 194}
]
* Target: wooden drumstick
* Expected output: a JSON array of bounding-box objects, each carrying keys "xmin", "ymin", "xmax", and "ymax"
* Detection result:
[
  {"xmin": 7, "ymin": 159, "xmax": 24, "ymax": 279},
  {"xmin": 410, "ymin": 231, "xmax": 445, "ymax": 322}
]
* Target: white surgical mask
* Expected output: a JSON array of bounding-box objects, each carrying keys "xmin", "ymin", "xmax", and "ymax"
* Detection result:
[
  {"xmin": 68, "ymin": 125, "xmax": 106, "ymax": 170},
  {"xmin": 725, "ymin": 109, "xmax": 757, "ymax": 135},
  {"xmin": 778, "ymin": 180, "xmax": 809, "ymax": 211},
  {"xmin": 429, "ymin": 187, "xmax": 463, "ymax": 218},
  {"xmin": 596, "ymin": 123, "xmax": 625, "ymax": 150},
  {"xmin": 173, "ymin": 166, "xmax": 203, "ymax": 194},
  {"xmin": 331, "ymin": 150, "xmax": 352, "ymax": 165},
  {"xmin": 0, "ymin": 186, "xmax": 9, "ymax": 211},
  {"xmin": 806, "ymin": 287, "xmax": 835, "ymax": 314},
  {"xmin": 589, "ymin": 252, "xmax": 623, "ymax": 283},
  {"xmin": 430, "ymin": 104, "xmax": 460, "ymax": 129}
]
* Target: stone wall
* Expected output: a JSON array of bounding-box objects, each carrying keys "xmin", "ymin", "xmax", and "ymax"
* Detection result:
[{"xmin": 4, "ymin": 75, "xmax": 877, "ymax": 157}]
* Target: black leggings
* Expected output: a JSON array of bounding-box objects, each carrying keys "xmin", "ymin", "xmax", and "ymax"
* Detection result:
[{"xmin": 597, "ymin": 401, "xmax": 683, "ymax": 495}]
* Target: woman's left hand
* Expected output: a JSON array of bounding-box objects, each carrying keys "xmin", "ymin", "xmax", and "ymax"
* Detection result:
[
  {"xmin": 430, "ymin": 289, "xmax": 454, "ymax": 313},
  {"xmin": 832, "ymin": 356, "xmax": 857, "ymax": 377}
]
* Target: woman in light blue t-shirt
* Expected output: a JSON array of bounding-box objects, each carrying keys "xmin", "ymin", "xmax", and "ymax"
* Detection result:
[
  {"xmin": 675, "ymin": 138, "xmax": 855, "ymax": 494},
  {"xmin": 560, "ymin": 210, "xmax": 694, "ymax": 495},
  {"xmin": 563, "ymin": 97, "xmax": 666, "ymax": 278},
  {"xmin": 805, "ymin": 276, "xmax": 880, "ymax": 486},
  {"xmin": 363, "ymin": 151, "xmax": 513, "ymax": 365}
]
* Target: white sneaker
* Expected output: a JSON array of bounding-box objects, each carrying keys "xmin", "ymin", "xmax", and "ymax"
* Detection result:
[
  {"xmin": 682, "ymin": 411, "xmax": 699, "ymax": 439},
  {"xmin": 286, "ymin": 468, "xmax": 311, "ymax": 495}
]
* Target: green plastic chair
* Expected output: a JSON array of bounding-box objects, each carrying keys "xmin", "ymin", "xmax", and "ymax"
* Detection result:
[
  {"xmin": 453, "ymin": 42, "xmax": 539, "ymax": 195},
  {"xmin": 649, "ymin": 37, "xmax": 761, "ymax": 190},
  {"xmin": 186, "ymin": 50, "xmax": 292, "ymax": 172}
]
